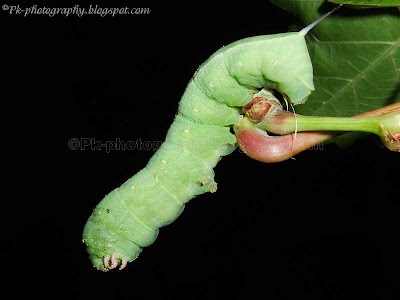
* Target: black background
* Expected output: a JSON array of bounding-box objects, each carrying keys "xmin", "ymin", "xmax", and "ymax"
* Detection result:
[{"xmin": 6, "ymin": 1, "xmax": 399, "ymax": 299}]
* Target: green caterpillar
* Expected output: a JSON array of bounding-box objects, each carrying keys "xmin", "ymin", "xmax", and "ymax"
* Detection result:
[{"xmin": 82, "ymin": 5, "xmax": 342, "ymax": 271}]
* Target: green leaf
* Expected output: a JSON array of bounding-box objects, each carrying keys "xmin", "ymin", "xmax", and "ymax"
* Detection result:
[
  {"xmin": 328, "ymin": 0, "xmax": 400, "ymax": 8},
  {"xmin": 271, "ymin": 0, "xmax": 399, "ymax": 145}
]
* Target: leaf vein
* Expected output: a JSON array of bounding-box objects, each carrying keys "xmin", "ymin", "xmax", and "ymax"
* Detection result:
[
  {"xmin": 307, "ymin": 41, "xmax": 394, "ymax": 46},
  {"xmin": 314, "ymin": 76, "xmax": 352, "ymax": 82},
  {"xmin": 390, "ymin": 53, "xmax": 399, "ymax": 81}
]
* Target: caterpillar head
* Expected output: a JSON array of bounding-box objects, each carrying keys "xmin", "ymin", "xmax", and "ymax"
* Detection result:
[
  {"xmin": 82, "ymin": 217, "xmax": 141, "ymax": 272},
  {"xmin": 272, "ymin": 32, "xmax": 315, "ymax": 105},
  {"xmin": 275, "ymin": 4, "xmax": 343, "ymax": 105}
]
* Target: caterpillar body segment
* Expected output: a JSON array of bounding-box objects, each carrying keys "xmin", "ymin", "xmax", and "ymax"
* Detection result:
[
  {"xmin": 83, "ymin": 32, "xmax": 315, "ymax": 271},
  {"xmin": 195, "ymin": 33, "xmax": 314, "ymax": 106}
]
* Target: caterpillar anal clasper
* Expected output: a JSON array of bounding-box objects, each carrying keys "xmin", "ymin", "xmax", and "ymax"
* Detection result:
[{"xmin": 83, "ymin": 28, "xmax": 321, "ymax": 271}]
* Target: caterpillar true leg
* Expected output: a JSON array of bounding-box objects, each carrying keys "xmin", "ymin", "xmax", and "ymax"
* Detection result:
[
  {"xmin": 110, "ymin": 253, "xmax": 118, "ymax": 269},
  {"xmin": 103, "ymin": 256, "xmax": 110, "ymax": 270},
  {"xmin": 119, "ymin": 260, "xmax": 128, "ymax": 271}
]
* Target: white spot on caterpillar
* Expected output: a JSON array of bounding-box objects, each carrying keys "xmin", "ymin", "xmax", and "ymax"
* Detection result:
[
  {"xmin": 184, "ymin": 129, "xmax": 189, "ymax": 133},
  {"xmin": 98, "ymin": 211, "xmax": 102, "ymax": 215},
  {"xmin": 130, "ymin": 185, "xmax": 135, "ymax": 190},
  {"xmin": 238, "ymin": 60, "xmax": 243, "ymax": 67},
  {"xmin": 162, "ymin": 160, "xmax": 167, "ymax": 164},
  {"xmin": 208, "ymin": 83, "xmax": 214, "ymax": 88},
  {"xmin": 273, "ymin": 59, "xmax": 279, "ymax": 66},
  {"xmin": 193, "ymin": 108, "xmax": 199, "ymax": 112}
]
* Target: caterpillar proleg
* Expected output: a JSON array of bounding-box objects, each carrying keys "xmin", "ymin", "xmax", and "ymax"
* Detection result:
[{"xmin": 82, "ymin": 5, "xmax": 342, "ymax": 271}]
